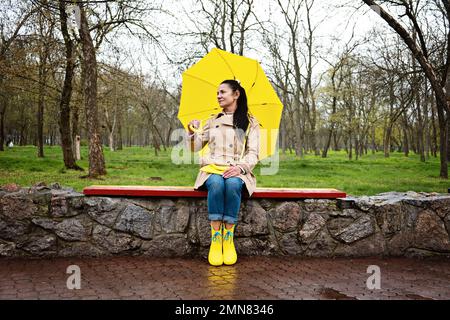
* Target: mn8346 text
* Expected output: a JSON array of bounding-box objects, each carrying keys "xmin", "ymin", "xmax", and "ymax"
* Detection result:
[{"xmin": 218, "ymin": 304, "xmax": 273, "ymax": 315}]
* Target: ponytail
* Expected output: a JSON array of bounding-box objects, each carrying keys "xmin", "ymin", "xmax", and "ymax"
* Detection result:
[{"xmin": 220, "ymin": 79, "xmax": 250, "ymax": 140}]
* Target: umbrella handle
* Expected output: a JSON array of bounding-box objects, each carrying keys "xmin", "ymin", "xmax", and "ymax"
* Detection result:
[
  {"xmin": 188, "ymin": 123, "xmax": 202, "ymax": 134},
  {"xmin": 188, "ymin": 117, "xmax": 207, "ymax": 134}
]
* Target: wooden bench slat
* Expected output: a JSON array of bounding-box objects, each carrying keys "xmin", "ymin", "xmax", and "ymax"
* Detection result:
[{"xmin": 83, "ymin": 185, "xmax": 346, "ymax": 199}]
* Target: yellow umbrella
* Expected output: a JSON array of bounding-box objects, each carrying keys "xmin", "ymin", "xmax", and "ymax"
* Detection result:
[{"xmin": 178, "ymin": 47, "xmax": 283, "ymax": 160}]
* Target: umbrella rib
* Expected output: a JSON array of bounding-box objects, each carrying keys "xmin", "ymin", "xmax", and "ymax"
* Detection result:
[
  {"xmin": 183, "ymin": 72, "xmax": 218, "ymax": 89},
  {"xmin": 215, "ymin": 49, "xmax": 236, "ymax": 79},
  {"xmin": 246, "ymin": 61, "xmax": 259, "ymax": 98},
  {"xmin": 248, "ymin": 102, "xmax": 276, "ymax": 106},
  {"xmin": 248, "ymin": 103, "xmax": 283, "ymax": 107}
]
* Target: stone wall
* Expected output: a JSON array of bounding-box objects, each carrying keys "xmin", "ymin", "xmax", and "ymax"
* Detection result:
[{"xmin": 0, "ymin": 183, "xmax": 449, "ymax": 258}]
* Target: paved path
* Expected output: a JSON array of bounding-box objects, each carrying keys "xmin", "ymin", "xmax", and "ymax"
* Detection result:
[{"xmin": 0, "ymin": 256, "xmax": 449, "ymax": 300}]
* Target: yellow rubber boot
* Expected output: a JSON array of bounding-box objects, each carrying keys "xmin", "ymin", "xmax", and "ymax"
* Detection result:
[
  {"xmin": 208, "ymin": 225, "xmax": 223, "ymax": 266},
  {"xmin": 223, "ymin": 225, "xmax": 237, "ymax": 265}
]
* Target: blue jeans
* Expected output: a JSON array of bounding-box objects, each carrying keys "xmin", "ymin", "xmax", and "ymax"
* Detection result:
[{"xmin": 204, "ymin": 174, "xmax": 244, "ymax": 225}]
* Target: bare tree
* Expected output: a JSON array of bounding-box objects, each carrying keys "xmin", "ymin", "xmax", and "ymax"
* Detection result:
[
  {"xmin": 321, "ymin": 36, "xmax": 362, "ymax": 158},
  {"xmin": 73, "ymin": 0, "xmax": 162, "ymax": 177},
  {"xmin": 0, "ymin": 2, "xmax": 36, "ymax": 150},
  {"xmin": 35, "ymin": 1, "xmax": 56, "ymax": 157},
  {"xmin": 192, "ymin": 0, "xmax": 255, "ymax": 55},
  {"xmin": 277, "ymin": 0, "xmax": 305, "ymax": 157},
  {"xmin": 362, "ymin": 0, "xmax": 449, "ymax": 178},
  {"xmin": 57, "ymin": 0, "xmax": 83, "ymax": 170},
  {"xmin": 76, "ymin": 3, "xmax": 106, "ymax": 177}
]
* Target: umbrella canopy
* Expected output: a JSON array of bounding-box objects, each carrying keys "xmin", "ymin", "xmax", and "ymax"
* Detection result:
[{"xmin": 178, "ymin": 47, "xmax": 283, "ymax": 160}]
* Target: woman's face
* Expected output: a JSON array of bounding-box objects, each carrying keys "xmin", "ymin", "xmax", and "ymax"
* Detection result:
[{"xmin": 217, "ymin": 83, "xmax": 239, "ymax": 108}]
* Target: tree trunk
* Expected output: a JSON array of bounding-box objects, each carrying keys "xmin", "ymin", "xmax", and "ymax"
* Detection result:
[
  {"xmin": 362, "ymin": 0, "xmax": 448, "ymax": 178},
  {"xmin": 116, "ymin": 117, "xmax": 123, "ymax": 150},
  {"xmin": 0, "ymin": 101, "xmax": 6, "ymax": 151},
  {"xmin": 322, "ymin": 128, "xmax": 332, "ymax": 158},
  {"xmin": 430, "ymin": 94, "xmax": 438, "ymax": 157},
  {"xmin": 447, "ymin": 116, "xmax": 450, "ymax": 162},
  {"xmin": 412, "ymin": 56, "xmax": 425, "ymax": 162},
  {"xmin": 402, "ymin": 113, "xmax": 409, "ymax": 157},
  {"xmin": 149, "ymin": 123, "xmax": 160, "ymax": 156},
  {"xmin": 371, "ymin": 127, "xmax": 376, "ymax": 154},
  {"xmin": 71, "ymin": 101, "xmax": 80, "ymax": 158},
  {"xmin": 153, "ymin": 123, "xmax": 166, "ymax": 151},
  {"xmin": 19, "ymin": 123, "xmax": 26, "ymax": 146},
  {"xmin": 109, "ymin": 131, "xmax": 114, "ymax": 152},
  {"xmin": 293, "ymin": 108, "xmax": 303, "ymax": 157},
  {"xmin": 438, "ymin": 110, "xmax": 448, "ymax": 178},
  {"xmin": 294, "ymin": 129, "xmax": 303, "ymax": 157},
  {"xmin": 416, "ymin": 94, "xmax": 425, "ymax": 162},
  {"xmin": 79, "ymin": 4, "xmax": 106, "ymax": 177},
  {"xmin": 36, "ymin": 10, "xmax": 52, "ymax": 158},
  {"xmin": 281, "ymin": 119, "xmax": 287, "ymax": 154},
  {"xmin": 424, "ymin": 82, "xmax": 430, "ymax": 160},
  {"xmin": 310, "ymin": 101, "xmax": 319, "ymax": 156},
  {"xmin": 323, "ymin": 82, "xmax": 338, "ymax": 158},
  {"xmin": 384, "ymin": 126, "xmax": 392, "ymax": 158},
  {"xmin": 126, "ymin": 126, "xmax": 132, "ymax": 147},
  {"xmin": 348, "ymin": 133, "xmax": 353, "ymax": 160},
  {"xmin": 37, "ymin": 59, "xmax": 46, "ymax": 158},
  {"xmin": 333, "ymin": 131, "xmax": 340, "ymax": 151},
  {"xmin": 58, "ymin": 0, "xmax": 82, "ymax": 170}
]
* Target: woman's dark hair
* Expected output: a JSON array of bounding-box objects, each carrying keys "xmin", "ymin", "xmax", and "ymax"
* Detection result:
[{"xmin": 221, "ymin": 79, "xmax": 249, "ymax": 138}]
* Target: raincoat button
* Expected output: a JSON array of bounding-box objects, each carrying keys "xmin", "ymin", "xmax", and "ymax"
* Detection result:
[
  {"xmin": 215, "ymin": 125, "xmax": 219, "ymax": 128},
  {"xmin": 229, "ymin": 144, "xmax": 233, "ymax": 148}
]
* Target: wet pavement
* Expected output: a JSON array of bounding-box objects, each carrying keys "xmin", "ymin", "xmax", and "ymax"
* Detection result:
[{"xmin": 0, "ymin": 256, "xmax": 449, "ymax": 300}]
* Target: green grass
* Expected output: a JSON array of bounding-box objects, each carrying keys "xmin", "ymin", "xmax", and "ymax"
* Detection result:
[{"xmin": 0, "ymin": 145, "xmax": 448, "ymax": 196}]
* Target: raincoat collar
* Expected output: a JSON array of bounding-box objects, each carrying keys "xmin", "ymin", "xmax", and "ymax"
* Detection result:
[{"xmin": 214, "ymin": 112, "xmax": 234, "ymax": 126}]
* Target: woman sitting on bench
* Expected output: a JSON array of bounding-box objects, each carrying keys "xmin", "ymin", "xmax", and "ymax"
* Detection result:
[{"xmin": 186, "ymin": 79, "xmax": 260, "ymax": 266}]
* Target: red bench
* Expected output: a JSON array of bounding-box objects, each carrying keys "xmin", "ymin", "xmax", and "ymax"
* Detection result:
[{"xmin": 83, "ymin": 185, "xmax": 346, "ymax": 199}]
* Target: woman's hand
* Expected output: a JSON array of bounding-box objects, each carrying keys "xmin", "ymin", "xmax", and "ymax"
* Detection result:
[
  {"xmin": 222, "ymin": 165, "xmax": 241, "ymax": 178},
  {"xmin": 188, "ymin": 119, "xmax": 200, "ymax": 134}
]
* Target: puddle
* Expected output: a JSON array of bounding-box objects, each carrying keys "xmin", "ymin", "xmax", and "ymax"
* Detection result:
[{"xmin": 319, "ymin": 287, "xmax": 357, "ymax": 300}]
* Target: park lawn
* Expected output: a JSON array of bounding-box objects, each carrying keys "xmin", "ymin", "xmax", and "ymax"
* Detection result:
[{"xmin": 0, "ymin": 145, "xmax": 448, "ymax": 196}]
